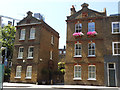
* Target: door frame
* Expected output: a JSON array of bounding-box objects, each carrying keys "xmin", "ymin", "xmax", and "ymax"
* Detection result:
[{"xmin": 107, "ymin": 63, "xmax": 117, "ymax": 86}]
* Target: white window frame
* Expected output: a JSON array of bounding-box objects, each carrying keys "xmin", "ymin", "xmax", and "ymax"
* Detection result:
[
  {"xmin": 112, "ymin": 22, "xmax": 120, "ymax": 34},
  {"xmin": 88, "ymin": 22, "xmax": 95, "ymax": 32},
  {"xmin": 18, "ymin": 47, "xmax": 24, "ymax": 59},
  {"xmin": 88, "ymin": 43, "xmax": 95, "ymax": 57},
  {"xmin": 74, "ymin": 43, "xmax": 82, "ymax": 57},
  {"xmin": 50, "ymin": 50, "xmax": 53, "ymax": 60},
  {"xmin": 112, "ymin": 42, "xmax": 120, "ymax": 55},
  {"xmin": 15, "ymin": 66, "xmax": 22, "ymax": 78},
  {"xmin": 30, "ymin": 28, "xmax": 35, "ymax": 39},
  {"xmin": 51, "ymin": 35, "xmax": 54, "ymax": 45},
  {"xmin": 20, "ymin": 29, "xmax": 25, "ymax": 40},
  {"xmin": 27, "ymin": 46, "xmax": 34, "ymax": 59},
  {"xmin": 75, "ymin": 23, "xmax": 82, "ymax": 33},
  {"xmin": 73, "ymin": 65, "xmax": 82, "ymax": 80},
  {"xmin": 88, "ymin": 65, "xmax": 96, "ymax": 80},
  {"xmin": 25, "ymin": 66, "xmax": 32, "ymax": 79}
]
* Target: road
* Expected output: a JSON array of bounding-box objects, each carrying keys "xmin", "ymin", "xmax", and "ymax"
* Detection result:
[
  {"xmin": 3, "ymin": 88, "xmax": 84, "ymax": 90},
  {"xmin": 3, "ymin": 88, "xmax": 119, "ymax": 90}
]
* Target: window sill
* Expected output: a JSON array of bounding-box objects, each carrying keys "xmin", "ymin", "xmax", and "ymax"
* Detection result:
[
  {"xmin": 112, "ymin": 54, "xmax": 120, "ymax": 56},
  {"xmin": 73, "ymin": 78, "xmax": 82, "ymax": 80},
  {"xmin": 87, "ymin": 78, "xmax": 96, "ymax": 81},
  {"xmin": 25, "ymin": 77, "xmax": 32, "ymax": 79},
  {"xmin": 27, "ymin": 57, "xmax": 33, "ymax": 59},
  {"xmin": 74, "ymin": 55, "xmax": 82, "ymax": 58},
  {"xmin": 17, "ymin": 58, "xmax": 23, "ymax": 60},
  {"xmin": 112, "ymin": 32, "xmax": 120, "ymax": 34},
  {"xmin": 19, "ymin": 39, "xmax": 25, "ymax": 41},
  {"xmin": 51, "ymin": 43, "xmax": 54, "ymax": 45},
  {"xmin": 15, "ymin": 77, "xmax": 21, "ymax": 79},
  {"xmin": 87, "ymin": 55, "xmax": 96, "ymax": 58},
  {"xmin": 28, "ymin": 39, "xmax": 35, "ymax": 40}
]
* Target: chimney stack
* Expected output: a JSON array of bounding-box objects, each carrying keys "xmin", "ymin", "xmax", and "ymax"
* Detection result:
[{"xmin": 70, "ymin": 5, "xmax": 76, "ymax": 15}]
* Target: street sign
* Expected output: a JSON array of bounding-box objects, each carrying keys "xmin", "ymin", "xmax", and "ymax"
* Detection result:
[{"xmin": 0, "ymin": 64, "xmax": 4, "ymax": 90}]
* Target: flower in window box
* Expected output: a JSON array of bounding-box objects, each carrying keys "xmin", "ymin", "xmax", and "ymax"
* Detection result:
[
  {"xmin": 73, "ymin": 32, "xmax": 84, "ymax": 38},
  {"xmin": 87, "ymin": 31, "xmax": 97, "ymax": 36}
]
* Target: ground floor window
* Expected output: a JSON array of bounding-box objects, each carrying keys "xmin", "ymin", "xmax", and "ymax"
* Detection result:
[
  {"xmin": 16, "ymin": 66, "xmax": 22, "ymax": 78},
  {"xmin": 88, "ymin": 65, "xmax": 96, "ymax": 80},
  {"xmin": 26, "ymin": 66, "xmax": 32, "ymax": 79},
  {"xmin": 74, "ymin": 65, "xmax": 81, "ymax": 80}
]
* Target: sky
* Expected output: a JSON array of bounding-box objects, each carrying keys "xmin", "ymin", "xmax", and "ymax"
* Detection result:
[{"xmin": 0, "ymin": 0, "xmax": 119, "ymax": 49}]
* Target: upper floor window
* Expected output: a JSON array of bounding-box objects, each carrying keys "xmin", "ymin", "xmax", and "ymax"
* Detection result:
[
  {"xmin": 28, "ymin": 46, "xmax": 34, "ymax": 59},
  {"xmin": 20, "ymin": 29, "xmax": 25, "ymax": 40},
  {"xmin": 51, "ymin": 35, "xmax": 54, "ymax": 45},
  {"xmin": 112, "ymin": 22, "xmax": 120, "ymax": 34},
  {"xmin": 88, "ymin": 65, "xmax": 96, "ymax": 80},
  {"xmin": 18, "ymin": 47, "xmax": 24, "ymax": 59},
  {"xmin": 88, "ymin": 22, "xmax": 95, "ymax": 32},
  {"xmin": 26, "ymin": 66, "xmax": 32, "ymax": 79},
  {"xmin": 88, "ymin": 43, "xmax": 95, "ymax": 56},
  {"xmin": 59, "ymin": 51, "xmax": 62, "ymax": 54},
  {"xmin": 75, "ymin": 23, "xmax": 82, "ymax": 33},
  {"xmin": 30, "ymin": 28, "xmax": 35, "ymax": 39},
  {"xmin": 74, "ymin": 43, "xmax": 82, "ymax": 57},
  {"xmin": 63, "ymin": 51, "xmax": 66, "ymax": 54},
  {"xmin": 16, "ymin": 66, "xmax": 22, "ymax": 78},
  {"xmin": 112, "ymin": 42, "xmax": 120, "ymax": 55},
  {"xmin": 74, "ymin": 65, "xmax": 81, "ymax": 80},
  {"xmin": 50, "ymin": 50, "xmax": 53, "ymax": 60}
]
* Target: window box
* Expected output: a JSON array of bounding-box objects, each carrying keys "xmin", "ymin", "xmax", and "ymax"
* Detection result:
[
  {"xmin": 73, "ymin": 32, "xmax": 84, "ymax": 38},
  {"xmin": 87, "ymin": 31, "xmax": 97, "ymax": 37}
]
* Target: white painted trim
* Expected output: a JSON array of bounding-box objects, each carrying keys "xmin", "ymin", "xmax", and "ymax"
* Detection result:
[
  {"xmin": 74, "ymin": 55, "xmax": 82, "ymax": 58},
  {"xmin": 88, "ymin": 43, "xmax": 95, "ymax": 56},
  {"xmin": 88, "ymin": 65, "xmax": 96, "ymax": 80},
  {"xmin": 28, "ymin": 46, "xmax": 34, "ymax": 58},
  {"xmin": 87, "ymin": 78, "xmax": 96, "ymax": 81},
  {"xmin": 111, "ymin": 22, "xmax": 120, "ymax": 34},
  {"xmin": 74, "ymin": 65, "xmax": 81, "ymax": 79},
  {"xmin": 74, "ymin": 43, "xmax": 82, "ymax": 56},
  {"xmin": 112, "ymin": 42, "xmax": 120, "ymax": 55},
  {"xmin": 73, "ymin": 78, "xmax": 82, "ymax": 80},
  {"xmin": 75, "ymin": 23, "xmax": 82, "ymax": 33}
]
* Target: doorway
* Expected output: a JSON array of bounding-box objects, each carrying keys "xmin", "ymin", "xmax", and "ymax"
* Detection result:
[{"xmin": 107, "ymin": 63, "xmax": 117, "ymax": 86}]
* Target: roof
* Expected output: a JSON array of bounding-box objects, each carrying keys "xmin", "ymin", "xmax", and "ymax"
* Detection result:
[{"xmin": 67, "ymin": 3, "xmax": 106, "ymax": 21}]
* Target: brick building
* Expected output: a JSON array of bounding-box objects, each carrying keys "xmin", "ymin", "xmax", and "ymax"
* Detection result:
[
  {"xmin": 64, "ymin": 3, "xmax": 120, "ymax": 86},
  {"xmin": 10, "ymin": 11, "xmax": 59, "ymax": 84}
]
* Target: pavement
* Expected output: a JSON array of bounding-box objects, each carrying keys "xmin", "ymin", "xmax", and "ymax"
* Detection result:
[{"xmin": 3, "ymin": 82, "xmax": 120, "ymax": 90}]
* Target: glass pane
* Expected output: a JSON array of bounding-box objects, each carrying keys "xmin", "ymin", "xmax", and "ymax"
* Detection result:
[
  {"xmin": 109, "ymin": 64, "xmax": 114, "ymax": 68},
  {"xmin": 118, "ymin": 49, "xmax": 120, "ymax": 54},
  {"xmin": 118, "ymin": 43, "xmax": 120, "ymax": 48}
]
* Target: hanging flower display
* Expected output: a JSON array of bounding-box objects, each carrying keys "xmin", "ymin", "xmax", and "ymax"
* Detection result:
[
  {"xmin": 73, "ymin": 32, "xmax": 84, "ymax": 37},
  {"xmin": 87, "ymin": 31, "xmax": 97, "ymax": 36}
]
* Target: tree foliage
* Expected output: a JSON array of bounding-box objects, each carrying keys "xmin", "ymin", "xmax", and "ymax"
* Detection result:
[{"xmin": 2, "ymin": 25, "xmax": 16, "ymax": 60}]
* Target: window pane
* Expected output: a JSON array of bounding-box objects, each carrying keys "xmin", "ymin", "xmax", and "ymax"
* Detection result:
[{"xmin": 75, "ymin": 23, "xmax": 82, "ymax": 33}]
